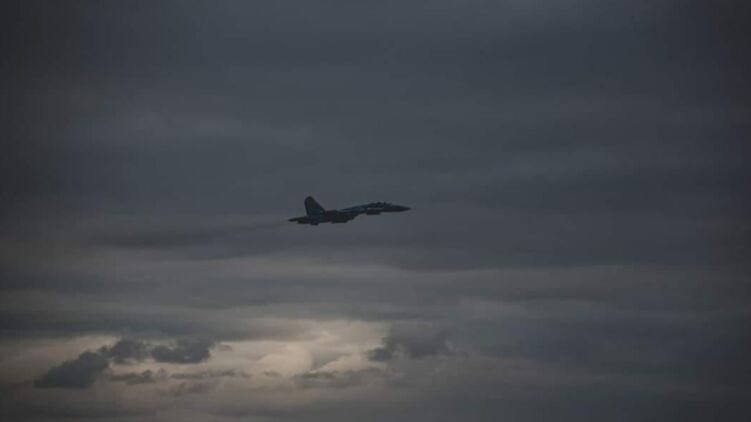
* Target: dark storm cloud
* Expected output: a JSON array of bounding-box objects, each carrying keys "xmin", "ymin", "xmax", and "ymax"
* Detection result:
[
  {"xmin": 99, "ymin": 338, "xmax": 150, "ymax": 364},
  {"xmin": 0, "ymin": 297, "xmax": 314, "ymax": 340},
  {"xmin": 170, "ymin": 369, "xmax": 248, "ymax": 380},
  {"xmin": 108, "ymin": 369, "xmax": 164, "ymax": 385},
  {"xmin": 449, "ymin": 301, "xmax": 751, "ymax": 388},
  {"xmin": 3, "ymin": 0, "xmax": 747, "ymax": 272},
  {"xmin": 150, "ymin": 339, "xmax": 215, "ymax": 364},
  {"xmin": 368, "ymin": 323, "xmax": 453, "ymax": 361},
  {"xmin": 166, "ymin": 381, "xmax": 214, "ymax": 397},
  {"xmin": 34, "ymin": 351, "xmax": 109, "ymax": 389},
  {"xmin": 2, "ymin": 0, "xmax": 750, "ymax": 420},
  {"xmin": 85, "ymin": 214, "xmax": 290, "ymax": 251},
  {"xmin": 295, "ymin": 368, "xmax": 389, "ymax": 389},
  {"xmin": 34, "ymin": 338, "xmax": 215, "ymax": 389}
]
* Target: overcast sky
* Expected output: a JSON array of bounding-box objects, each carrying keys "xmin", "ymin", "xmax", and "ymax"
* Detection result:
[{"xmin": 1, "ymin": 1, "xmax": 749, "ymax": 421}]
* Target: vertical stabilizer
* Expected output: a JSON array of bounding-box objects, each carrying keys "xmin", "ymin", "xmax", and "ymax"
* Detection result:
[{"xmin": 305, "ymin": 196, "xmax": 325, "ymax": 216}]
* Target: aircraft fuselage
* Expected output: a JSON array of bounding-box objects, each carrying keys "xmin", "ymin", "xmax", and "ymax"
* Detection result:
[{"xmin": 288, "ymin": 197, "xmax": 409, "ymax": 225}]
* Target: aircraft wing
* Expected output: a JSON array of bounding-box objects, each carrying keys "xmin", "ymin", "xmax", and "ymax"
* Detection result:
[
  {"xmin": 330, "ymin": 211, "xmax": 358, "ymax": 223},
  {"xmin": 339, "ymin": 206, "xmax": 367, "ymax": 215}
]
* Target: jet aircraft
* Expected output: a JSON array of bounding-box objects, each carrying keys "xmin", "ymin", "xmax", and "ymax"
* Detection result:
[{"xmin": 289, "ymin": 196, "xmax": 410, "ymax": 225}]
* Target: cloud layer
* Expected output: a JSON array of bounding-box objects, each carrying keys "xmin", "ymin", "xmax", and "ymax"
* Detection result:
[
  {"xmin": 34, "ymin": 338, "xmax": 215, "ymax": 389},
  {"xmin": 1, "ymin": 0, "xmax": 749, "ymax": 420}
]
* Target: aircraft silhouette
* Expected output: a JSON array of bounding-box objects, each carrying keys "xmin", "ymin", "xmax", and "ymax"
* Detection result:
[{"xmin": 289, "ymin": 196, "xmax": 410, "ymax": 225}]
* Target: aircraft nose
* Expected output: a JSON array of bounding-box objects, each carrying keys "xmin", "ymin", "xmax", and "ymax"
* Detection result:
[{"xmin": 396, "ymin": 205, "xmax": 410, "ymax": 212}]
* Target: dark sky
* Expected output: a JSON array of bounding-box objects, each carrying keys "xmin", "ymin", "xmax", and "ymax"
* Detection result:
[{"xmin": 1, "ymin": 1, "xmax": 749, "ymax": 420}]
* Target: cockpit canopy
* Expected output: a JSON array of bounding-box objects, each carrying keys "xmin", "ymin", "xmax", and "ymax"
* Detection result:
[{"xmin": 367, "ymin": 202, "xmax": 391, "ymax": 207}]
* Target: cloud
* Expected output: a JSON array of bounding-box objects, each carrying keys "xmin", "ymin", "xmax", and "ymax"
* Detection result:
[
  {"xmin": 165, "ymin": 381, "xmax": 214, "ymax": 397},
  {"xmin": 151, "ymin": 339, "xmax": 215, "ymax": 364},
  {"xmin": 3, "ymin": 0, "xmax": 750, "ymax": 420},
  {"xmin": 34, "ymin": 338, "xmax": 215, "ymax": 389},
  {"xmin": 368, "ymin": 323, "xmax": 453, "ymax": 361},
  {"xmin": 170, "ymin": 369, "xmax": 248, "ymax": 380},
  {"xmin": 99, "ymin": 338, "xmax": 150, "ymax": 364},
  {"xmin": 89, "ymin": 218, "xmax": 288, "ymax": 251},
  {"xmin": 108, "ymin": 369, "xmax": 165, "ymax": 385},
  {"xmin": 34, "ymin": 351, "xmax": 110, "ymax": 389},
  {"xmin": 295, "ymin": 368, "xmax": 389, "ymax": 389}
]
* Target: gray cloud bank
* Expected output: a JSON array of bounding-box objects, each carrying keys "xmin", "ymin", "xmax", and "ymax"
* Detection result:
[
  {"xmin": 368, "ymin": 323, "xmax": 453, "ymax": 361},
  {"xmin": 1, "ymin": 0, "xmax": 750, "ymax": 420},
  {"xmin": 34, "ymin": 338, "xmax": 215, "ymax": 389},
  {"xmin": 34, "ymin": 351, "xmax": 110, "ymax": 389}
]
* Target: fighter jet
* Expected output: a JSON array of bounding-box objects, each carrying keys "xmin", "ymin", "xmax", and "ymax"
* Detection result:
[{"xmin": 288, "ymin": 196, "xmax": 410, "ymax": 225}]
